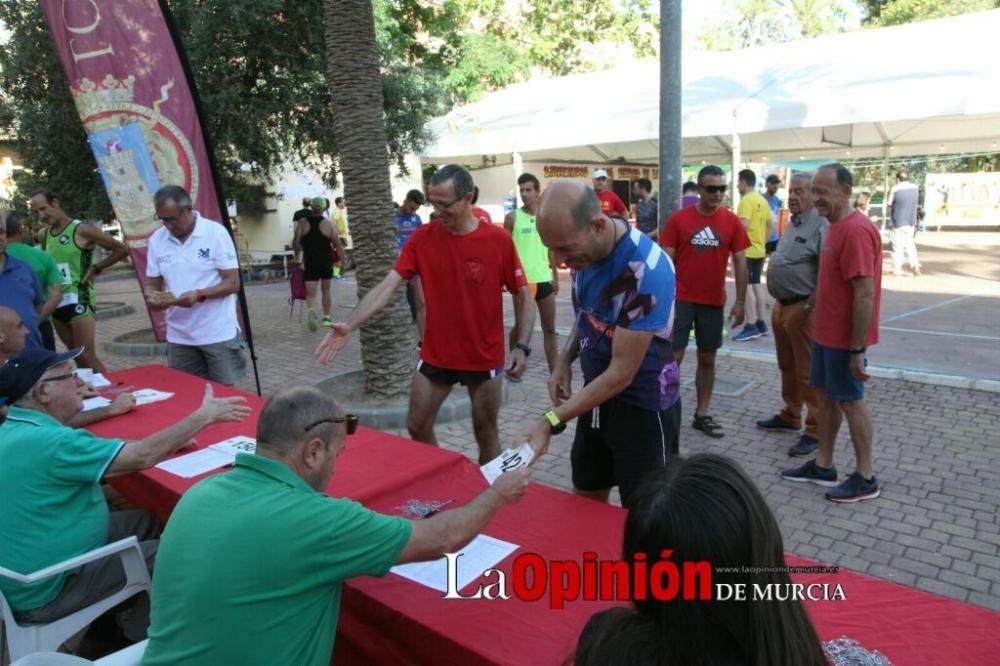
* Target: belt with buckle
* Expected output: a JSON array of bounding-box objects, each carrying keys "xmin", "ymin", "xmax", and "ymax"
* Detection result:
[{"xmin": 778, "ymin": 295, "xmax": 808, "ymax": 306}]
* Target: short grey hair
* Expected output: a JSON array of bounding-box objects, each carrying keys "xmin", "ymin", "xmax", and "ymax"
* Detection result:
[
  {"xmin": 153, "ymin": 185, "xmax": 193, "ymax": 210},
  {"xmin": 430, "ymin": 164, "xmax": 475, "ymax": 200},
  {"xmin": 571, "ymin": 188, "xmax": 601, "ymax": 229},
  {"xmin": 256, "ymin": 385, "xmax": 340, "ymax": 455},
  {"xmin": 790, "ymin": 172, "xmax": 813, "ymax": 185}
]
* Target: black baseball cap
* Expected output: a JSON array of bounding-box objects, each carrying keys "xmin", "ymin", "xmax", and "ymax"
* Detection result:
[{"xmin": 0, "ymin": 346, "xmax": 84, "ymax": 405}]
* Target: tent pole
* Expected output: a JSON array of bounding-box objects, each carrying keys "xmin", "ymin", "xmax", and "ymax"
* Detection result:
[
  {"xmin": 882, "ymin": 153, "xmax": 891, "ymax": 233},
  {"xmin": 513, "ymin": 152, "xmax": 523, "ymax": 206},
  {"xmin": 658, "ymin": 0, "xmax": 682, "ymax": 231},
  {"xmin": 731, "ymin": 131, "xmax": 741, "ymax": 209}
]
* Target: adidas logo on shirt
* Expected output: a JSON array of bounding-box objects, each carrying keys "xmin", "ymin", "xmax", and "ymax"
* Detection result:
[{"xmin": 691, "ymin": 226, "xmax": 720, "ymax": 248}]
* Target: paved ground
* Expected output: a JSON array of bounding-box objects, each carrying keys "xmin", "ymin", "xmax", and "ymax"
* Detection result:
[{"xmin": 91, "ymin": 230, "xmax": 1000, "ymax": 612}]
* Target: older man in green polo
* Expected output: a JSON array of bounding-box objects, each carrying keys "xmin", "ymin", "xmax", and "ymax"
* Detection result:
[{"xmin": 142, "ymin": 385, "xmax": 531, "ymax": 665}]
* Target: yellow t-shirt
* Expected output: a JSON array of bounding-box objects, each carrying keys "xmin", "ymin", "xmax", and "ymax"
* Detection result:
[{"xmin": 737, "ymin": 191, "xmax": 771, "ymax": 259}]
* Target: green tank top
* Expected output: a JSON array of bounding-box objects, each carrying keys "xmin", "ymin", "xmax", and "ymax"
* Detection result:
[
  {"xmin": 512, "ymin": 208, "xmax": 551, "ymax": 283},
  {"xmin": 45, "ymin": 220, "xmax": 94, "ymax": 307}
]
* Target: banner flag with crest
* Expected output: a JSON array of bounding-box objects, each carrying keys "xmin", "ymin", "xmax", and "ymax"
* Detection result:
[{"xmin": 39, "ymin": 0, "xmax": 261, "ymax": 393}]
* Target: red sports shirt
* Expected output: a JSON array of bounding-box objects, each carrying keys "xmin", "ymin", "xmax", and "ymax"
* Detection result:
[
  {"xmin": 597, "ymin": 190, "xmax": 628, "ymax": 218},
  {"xmin": 659, "ymin": 206, "xmax": 750, "ymax": 307},
  {"xmin": 813, "ymin": 210, "xmax": 882, "ymax": 349},
  {"xmin": 394, "ymin": 220, "xmax": 526, "ymax": 370},
  {"xmin": 471, "ymin": 206, "xmax": 493, "ymax": 225}
]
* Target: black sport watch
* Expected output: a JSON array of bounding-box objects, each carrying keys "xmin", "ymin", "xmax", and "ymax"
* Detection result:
[{"xmin": 515, "ymin": 343, "xmax": 532, "ymax": 357}]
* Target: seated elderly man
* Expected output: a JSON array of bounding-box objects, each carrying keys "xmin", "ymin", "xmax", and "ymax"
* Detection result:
[
  {"xmin": 142, "ymin": 385, "xmax": 531, "ymax": 665},
  {"xmin": 0, "ymin": 304, "xmax": 134, "ymax": 426},
  {"xmin": 0, "ymin": 346, "xmax": 251, "ymax": 640}
]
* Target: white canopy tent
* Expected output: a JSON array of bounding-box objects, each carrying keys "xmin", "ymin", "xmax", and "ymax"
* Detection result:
[{"xmin": 421, "ymin": 10, "xmax": 1000, "ymax": 171}]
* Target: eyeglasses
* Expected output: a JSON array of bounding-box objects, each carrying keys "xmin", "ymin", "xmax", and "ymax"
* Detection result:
[
  {"xmin": 158, "ymin": 207, "xmax": 192, "ymax": 224},
  {"xmin": 305, "ymin": 414, "xmax": 358, "ymax": 435},
  {"xmin": 702, "ymin": 185, "xmax": 727, "ymax": 194},
  {"xmin": 429, "ymin": 197, "xmax": 462, "ymax": 211},
  {"xmin": 40, "ymin": 371, "xmax": 78, "ymax": 384}
]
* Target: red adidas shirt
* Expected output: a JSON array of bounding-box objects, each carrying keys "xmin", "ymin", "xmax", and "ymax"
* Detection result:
[
  {"xmin": 659, "ymin": 206, "xmax": 750, "ymax": 307},
  {"xmin": 813, "ymin": 210, "xmax": 882, "ymax": 349},
  {"xmin": 597, "ymin": 190, "xmax": 628, "ymax": 217},
  {"xmin": 394, "ymin": 220, "xmax": 526, "ymax": 370}
]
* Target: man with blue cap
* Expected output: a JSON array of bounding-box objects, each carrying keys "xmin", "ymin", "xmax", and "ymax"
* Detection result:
[{"xmin": 0, "ymin": 346, "xmax": 251, "ymax": 639}]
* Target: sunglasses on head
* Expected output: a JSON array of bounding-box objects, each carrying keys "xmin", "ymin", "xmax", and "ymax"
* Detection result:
[
  {"xmin": 305, "ymin": 414, "xmax": 358, "ymax": 435},
  {"xmin": 702, "ymin": 185, "xmax": 727, "ymax": 194}
]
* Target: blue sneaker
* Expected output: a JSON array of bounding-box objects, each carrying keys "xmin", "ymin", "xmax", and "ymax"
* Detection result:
[
  {"xmin": 781, "ymin": 459, "xmax": 838, "ymax": 487},
  {"xmin": 756, "ymin": 321, "xmax": 768, "ymax": 337},
  {"xmin": 825, "ymin": 472, "xmax": 880, "ymax": 503},
  {"xmin": 733, "ymin": 324, "xmax": 760, "ymax": 342},
  {"xmin": 788, "ymin": 435, "xmax": 819, "ymax": 457}
]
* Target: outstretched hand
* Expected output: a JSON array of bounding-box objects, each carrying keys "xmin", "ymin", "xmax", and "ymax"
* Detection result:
[
  {"xmin": 315, "ymin": 323, "xmax": 352, "ymax": 365},
  {"xmin": 196, "ymin": 384, "xmax": 252, "ymax": 423}
]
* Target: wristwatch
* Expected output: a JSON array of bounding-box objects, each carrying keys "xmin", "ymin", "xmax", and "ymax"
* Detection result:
[
  {"xmin": 849, "ymin": 347, "xmax": 866, "ymax": 355},
  {"xmin": 544, "ymin": 410, "xmax": 566, "ymax": 435},
  {"xmin": 515, "ymin": 343, "xmax": 532, "ymax": 357}
]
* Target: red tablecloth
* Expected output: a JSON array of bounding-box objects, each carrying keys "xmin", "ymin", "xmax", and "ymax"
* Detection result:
[{"xmin": 89, "ymin": 366, "xmax": 1000, "ymax": 665}]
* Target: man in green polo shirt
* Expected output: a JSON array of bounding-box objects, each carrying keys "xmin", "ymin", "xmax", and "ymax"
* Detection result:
[
  {"xmin": 3, "ymin": 210, "xmax": 62, "ymax": 350},
  {"xmin": 143, "ymin": 385, "xmax": 531, "ymax": 666},
  {"xmin": 0, "ymin": 346, "xmax": 250, "ymax": 639}
]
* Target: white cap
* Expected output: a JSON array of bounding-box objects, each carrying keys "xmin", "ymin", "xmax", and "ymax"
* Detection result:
[{"xmin": 592, "ymin": 168, "xmax": 608, "ymax": 179}]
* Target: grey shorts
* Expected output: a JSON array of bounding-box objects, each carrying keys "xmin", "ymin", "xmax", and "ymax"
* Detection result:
[{"xmin": 167, "ymin": 333, "xmax": 247, "ymax": 385}]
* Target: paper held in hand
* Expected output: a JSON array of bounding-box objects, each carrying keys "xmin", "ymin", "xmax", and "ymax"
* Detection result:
[{"xmin": 480, "ymin": 443, "xmax": 534, "ymax": 484}]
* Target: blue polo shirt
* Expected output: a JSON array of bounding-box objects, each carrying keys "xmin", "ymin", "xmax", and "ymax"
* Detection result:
[
  {"xmin": 573, "ymin": 227, "xmax": 679, "ymax": 411},
  {"xmin": 0, "ymin": 254, "xmax": 43, "ymax": 348}
]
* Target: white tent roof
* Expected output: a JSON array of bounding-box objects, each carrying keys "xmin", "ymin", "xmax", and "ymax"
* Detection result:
[{"xmin": 422, "ymin": 10, "xmax": 1000, "ymax": 166}]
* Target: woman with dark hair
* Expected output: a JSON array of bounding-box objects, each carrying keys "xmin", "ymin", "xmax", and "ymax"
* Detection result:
[{"xmin": 576, "ymin": 453, "xmax": 826, "ymax": 666}]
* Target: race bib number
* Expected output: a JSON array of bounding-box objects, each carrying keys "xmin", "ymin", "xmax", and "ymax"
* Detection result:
[
  {"xmin": 57, "ymin": 262, "xmax": 72, "ymax": 285},
  {"xmin": 58, "ymin": 292, "xmax": 79, "ymax": 308}
]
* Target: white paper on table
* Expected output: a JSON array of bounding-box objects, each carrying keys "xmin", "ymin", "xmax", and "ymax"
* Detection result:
[
  {"xmin": 81, "ymin": 396, "xmax": 112, "ymax": 412},
  {"xmin": 154, "ymin": 436, "xmax": 257, "ymax": 478},
  {"xmin": 209, "ymin": 435, "xmax": 257, "ymax": 456},
  {"xmin": 390, "ymin": 534, "xmax": 519, "ymax": 593},
  {"xmin": 480, "ymin": 443, "xmax": 534, "ymax": 484},
  {"xmin": 131, "ymin": 389, "xmax": 174, "ymax": 406},
  {"xmin": 78, "ymin": 371, "xmax": 112, "ymax": 387},
  {"xmin": 155, "ymin": 448, "xmax": 234, "ymax": 478}
]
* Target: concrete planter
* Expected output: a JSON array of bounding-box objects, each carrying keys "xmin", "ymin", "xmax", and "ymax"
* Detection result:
[{"xmin": 104, "ymin": 329, "xmax": 166, "ymax": 357}]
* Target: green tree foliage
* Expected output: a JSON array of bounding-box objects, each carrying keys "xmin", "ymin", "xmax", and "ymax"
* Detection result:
[
  {"xmin": 860, "ymin": 0, "xmax": 999, "ymax": 25},
  {"xmin": 699, "ymin": 0, "xmax": 849, "ymax": 50},
  {"xmin": 0, "ymin": 0, "xmax": 657, "ymax": 221}
]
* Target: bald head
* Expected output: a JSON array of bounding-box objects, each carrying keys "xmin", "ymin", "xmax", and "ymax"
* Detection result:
[
  {"xmin": 256, "ymin": 385, "xmax": 342, "ymax": 456},
  {"xmin": 539, "ymin": 180, "xmax": 600, "ymax": 231},
  {"xmin": 0, "ymin": 306, "xmax": 28, "ymax": 360},
  {"xmin": 537, "ymin": 180, "xmax": 620, "ymax": 270}
]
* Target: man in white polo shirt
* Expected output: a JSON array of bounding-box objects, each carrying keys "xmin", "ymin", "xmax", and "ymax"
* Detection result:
[{"xmin": 145, "ymin": 185, "xmax": 246, "ymax": 385}]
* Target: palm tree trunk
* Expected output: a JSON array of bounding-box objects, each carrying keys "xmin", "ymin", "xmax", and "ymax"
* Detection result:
[{"xmin": 324, "ymin": 0, "xmax": 415, "ymax": 398}]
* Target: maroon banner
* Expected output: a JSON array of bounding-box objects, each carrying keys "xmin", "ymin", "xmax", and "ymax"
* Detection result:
[{"xmin": 40, "ymin": 0, "xmax": 225, "ymax": 341}]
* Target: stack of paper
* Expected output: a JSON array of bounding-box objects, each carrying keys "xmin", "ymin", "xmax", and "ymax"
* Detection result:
[
  {"xmin": 82, "ymin": 396, "xmax": 112, "ymax": 412},
  {"xmin": 155, "ymin": 436, "xmax": 257, "ymax": 478}
]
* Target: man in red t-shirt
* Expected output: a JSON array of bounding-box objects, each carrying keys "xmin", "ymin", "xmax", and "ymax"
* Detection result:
[
  {"xmin": 315, "ymin": 165, "xmax": 535, "ymax": 464},
  {"xmin": 592, "ymin": 169, "xmax": 629, "ymax": 220},
  {"xmin": 659, "ymin": 165, "xmax": 749, "ymax": 439},
  {"xmin": 781, "ymin": 163, "xmax": 882, "ymax": 504}
]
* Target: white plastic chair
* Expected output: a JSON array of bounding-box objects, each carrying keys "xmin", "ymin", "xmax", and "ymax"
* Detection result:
[
  {"xmin": 0, "ymin": 538, "xmax": 150, "ymax": 664},
  {"xmin": 8, "ymin": 640, "xmax": 146, "ymax": 666}
]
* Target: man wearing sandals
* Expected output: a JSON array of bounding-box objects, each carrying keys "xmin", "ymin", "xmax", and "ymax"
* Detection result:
[{"xmin": 659, "ymin": 165, "xmax": 749, "ymax": 439}]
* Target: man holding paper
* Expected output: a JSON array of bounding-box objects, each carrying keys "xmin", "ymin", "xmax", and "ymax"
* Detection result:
[
  {"xmin": 0, "ymin": 346, "xmax": 250, "ymax": 639},
  {"xmin": 525, "ymin": 180, "xmax": 680, "ymax": 509},
  {"xmin": 143, "ymin": 385, "xmax": 530, "ymax": 666}
]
